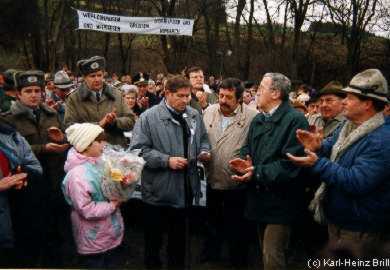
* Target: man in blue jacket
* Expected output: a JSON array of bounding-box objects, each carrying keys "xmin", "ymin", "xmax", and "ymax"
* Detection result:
[{"xmin": 288, "ymin": 69, "xmax": 390, "ymax": 258}]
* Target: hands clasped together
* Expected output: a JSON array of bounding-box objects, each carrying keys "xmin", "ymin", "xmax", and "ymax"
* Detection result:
[{"xmin": 286, "ymin": 126, "xmax": 323, "ymax": 167}]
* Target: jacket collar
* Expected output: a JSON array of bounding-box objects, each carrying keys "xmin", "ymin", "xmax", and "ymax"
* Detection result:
[
  {"xmin": 218, "ymin": 104, "xmax": 250, "ymax": 126},
  {"xmin": 334, "ymin": 113, "xmax": 345, "ymax": 122},
  {"xmin": 11, "ymin": 100, "xmax": 56, "ymax": 119},
  {"xmin": 79, "ymin": 82, "xmax": 116, "ymax": 101},
  {"xmin": 256, "ymin": 100, "xmax": 290, "ymax": 124},
  {"xmin": 158, "ymin": 99, "xmax": 197, "ymax": 121}
]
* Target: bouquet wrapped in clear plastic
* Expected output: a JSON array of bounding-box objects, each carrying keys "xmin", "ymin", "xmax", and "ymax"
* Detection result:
[{"xmin": 101, "ymin": 145, "xmax": 145, "ymax": 201}]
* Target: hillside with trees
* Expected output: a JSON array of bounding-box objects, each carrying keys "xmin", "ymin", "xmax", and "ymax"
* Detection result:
[{"xmin": 1, "ymin": 0, "xmax": 389, "ymax": 88}]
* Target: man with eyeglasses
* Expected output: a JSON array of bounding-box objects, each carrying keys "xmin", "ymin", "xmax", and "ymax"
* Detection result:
[
  {"xmin": 229, "ymin": 73, "xmax": 308, "ymax": 270},
  {"xmin": 309, "ymin": 81, "xmax": 346, "ymax": 138}
]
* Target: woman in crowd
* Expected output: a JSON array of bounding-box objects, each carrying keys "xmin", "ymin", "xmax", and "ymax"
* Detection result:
[{"xmin": 121, "ymin": 84, "xmax": 143, "ymax": 116}]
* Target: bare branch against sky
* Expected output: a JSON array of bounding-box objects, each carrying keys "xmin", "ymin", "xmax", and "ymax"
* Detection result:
[{"xmin": 226, "ymin": 0, "xmax": 389, "ymax": 37}]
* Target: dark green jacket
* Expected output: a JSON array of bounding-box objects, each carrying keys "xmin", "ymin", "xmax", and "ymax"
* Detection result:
[{"xmin": 241, "ymin": 101, "xmax": 309, "ymax": 224}]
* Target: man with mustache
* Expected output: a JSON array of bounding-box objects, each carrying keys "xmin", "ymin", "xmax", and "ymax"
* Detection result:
[{"xmin": 202, "ymin": 78, "xmax": 257, "ymax": 267}]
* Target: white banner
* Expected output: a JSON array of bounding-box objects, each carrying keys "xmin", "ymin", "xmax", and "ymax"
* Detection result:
[{"xmin": 75, "ymin": 9, "xmax": 194, "ymax": 36}]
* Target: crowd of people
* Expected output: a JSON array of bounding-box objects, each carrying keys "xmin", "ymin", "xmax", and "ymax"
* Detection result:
[{"xmin": 0, "ymin": 55, "xmax": 390, "ymax": 270}]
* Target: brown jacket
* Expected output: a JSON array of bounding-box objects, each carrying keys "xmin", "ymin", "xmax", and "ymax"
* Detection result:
[
  {"xmin": 64, "ymin": 82, "xmax": 135, "ymax": 147},
  {"xmin": 203, "ymin": 103, "xmax": 257, "ymax": 190},
  {"xmin": 6, "ymin": 101, "xmax": 66, "ymax": 195}
]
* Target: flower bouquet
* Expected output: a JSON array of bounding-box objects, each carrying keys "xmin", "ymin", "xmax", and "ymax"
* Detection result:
[{"xmin": 101, "ymin": 145, "xmax": 145, "ymax": 201}]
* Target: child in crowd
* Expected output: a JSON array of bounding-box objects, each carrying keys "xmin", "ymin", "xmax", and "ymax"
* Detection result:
[{"xmin": 62, "ymin": 123, "xmax": 127, "ymax": 268}]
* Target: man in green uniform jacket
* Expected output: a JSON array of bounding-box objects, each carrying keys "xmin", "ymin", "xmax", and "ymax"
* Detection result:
[{"xmin": 64, "ymin": 56, "xmax": 135, "ymax": 147}]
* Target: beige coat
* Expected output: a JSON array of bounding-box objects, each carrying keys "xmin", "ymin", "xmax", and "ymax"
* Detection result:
[
  {"xmin": 203, "ymin": 103, "xmax": 257, "ymax": 190},
  {"xmin": 64, "ymin": 82, "xmax": 135, "ymax": 147}
]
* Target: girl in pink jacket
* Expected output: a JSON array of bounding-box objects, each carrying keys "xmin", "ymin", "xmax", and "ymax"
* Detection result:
[{"xmin": 62, "ymin": 123, "xmax": 123, "ymax": 268}]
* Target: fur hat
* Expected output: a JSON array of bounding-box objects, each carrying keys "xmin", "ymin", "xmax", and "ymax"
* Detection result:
[
  {"xmin": 77, "ymin": 56, "xmax": 106, "ymax": 76},
  {"xmin": 15, "ymin": 70, "xmax": 45, "ymax": 90},
  {"xmin": 65, "ymin": 123, "xmax": 104, "ymax": 152}
]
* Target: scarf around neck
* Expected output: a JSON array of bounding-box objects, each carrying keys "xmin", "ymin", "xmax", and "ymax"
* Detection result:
[{"xmin": 310, "ymin": 112, "xmax": 385, "ymax": 224}]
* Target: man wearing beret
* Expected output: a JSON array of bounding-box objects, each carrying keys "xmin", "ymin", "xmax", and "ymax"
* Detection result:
[
  {"xmin": 64, "ymin": 56, "xmax": 135, "ymax": 146},
  {"xmin": 288, "ymin": 69, "xmax": 390, "ymax": 259},
  {"xmin": 5, "ymin": 70, "xmax": 70, "ymax": 267}
]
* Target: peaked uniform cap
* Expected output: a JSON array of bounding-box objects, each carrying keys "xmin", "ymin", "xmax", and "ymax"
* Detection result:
[
  {"xmin": 77, "ymin": 56, "xmax": 106, "ymax": 76},
  {"xmin": 133, "ymin": 72, "xmax": 150, "ymax": 85},
  {"xmin": 342, "ymin": 69, "xmax": 388, "ymax": 103}
]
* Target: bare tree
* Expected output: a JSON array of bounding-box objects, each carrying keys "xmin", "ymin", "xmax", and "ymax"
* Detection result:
[
  {"xmin": 321, "ymin": 0, "xmax": 382, "ymax": 76},
  {"xmin": 285, "ymin": 0, "xmax": 317, "ymax": 79},
  {"xmin": 243, "ymin": 0, "xmax": 255, "ymax": 79},
  {"xmin": 200, "ymin": 0, "xmax": 227, "ymax": 75},
  {"xmin": 233, "ymin": 0, "xmax": 246, "ymax": 77}
]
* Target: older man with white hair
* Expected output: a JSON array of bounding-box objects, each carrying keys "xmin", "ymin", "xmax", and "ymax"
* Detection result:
[{"xmin": 230, "ymin": 72, "xmax": 309, "ymax": 270}]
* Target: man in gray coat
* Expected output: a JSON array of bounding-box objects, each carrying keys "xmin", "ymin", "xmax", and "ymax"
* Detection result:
[{"xmin": 130, "ymin": 75, "xmax": 210, "ymax": 269}]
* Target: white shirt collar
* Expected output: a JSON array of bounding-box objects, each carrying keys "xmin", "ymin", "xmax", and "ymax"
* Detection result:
[{"xmin": 264, "ymin": 103, "xmax": 280, "ymax": 117}]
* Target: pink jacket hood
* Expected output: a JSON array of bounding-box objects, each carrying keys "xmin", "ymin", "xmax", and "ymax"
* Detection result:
[{"xmin": 64, "ymin": 147, "xmax": 100, "ymax": 173}]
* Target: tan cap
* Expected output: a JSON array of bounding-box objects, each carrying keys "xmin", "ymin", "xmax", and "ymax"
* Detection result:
[{"xmin": 342, "ymin": 69, "xmax": 388, "ymax": 103}]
